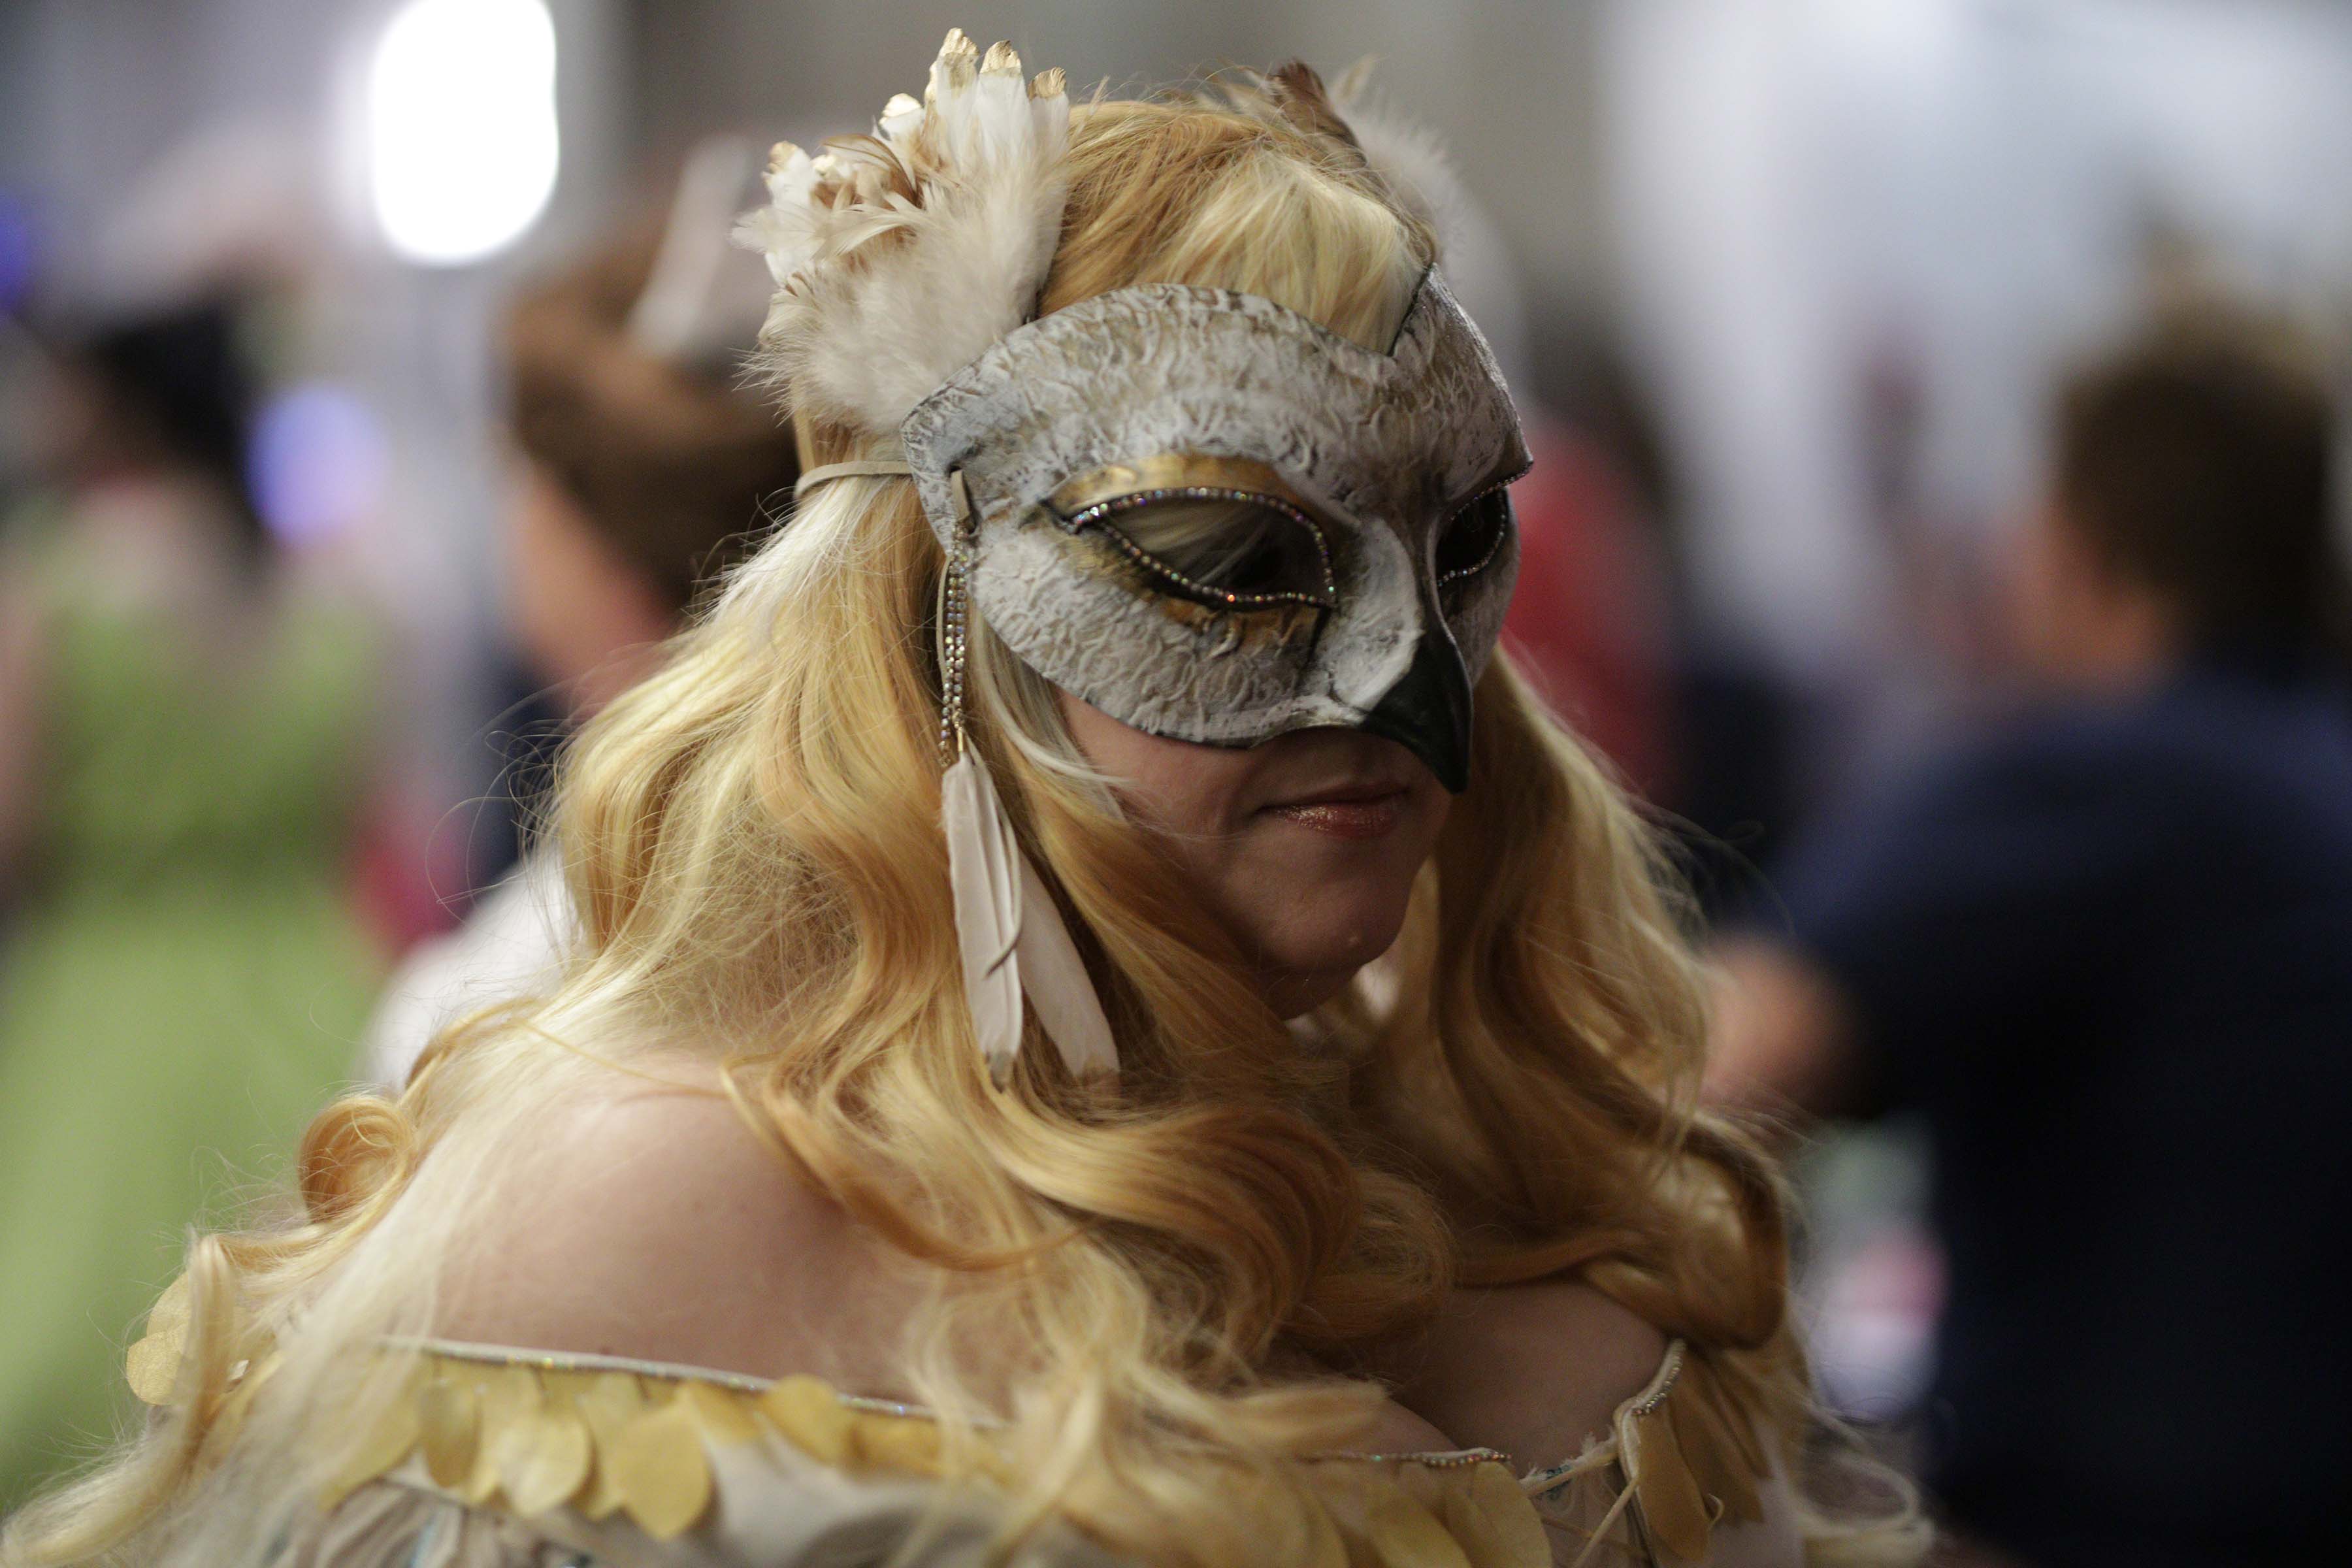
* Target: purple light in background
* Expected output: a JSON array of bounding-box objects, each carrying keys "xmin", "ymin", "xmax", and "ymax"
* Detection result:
[
  {"xmin": 248, "ymin": 382, "xmax": 387, "ymax": 548},
  {"xmin": 0, "ymin": 192, "xmax": 35, "ymax": 312}
]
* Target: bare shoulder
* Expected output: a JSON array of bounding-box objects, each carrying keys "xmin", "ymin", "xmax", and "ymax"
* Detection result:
[
  {"xmin": 432, "ymin": 1068, "xmax": 930, "ymax": 1395},
  {"xmin": 1385, "ymin": 1279, "xmax": 1670, "ymax": 1468}
]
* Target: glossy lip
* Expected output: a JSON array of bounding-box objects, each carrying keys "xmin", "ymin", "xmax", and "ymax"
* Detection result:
[
  {"xmin": 1262, "ymin": 791, "xmax": 1409, "ymax": 840},
  {"xmin": 1256, "ymin": 770, "xmax": 1416, "ymax": 841}
]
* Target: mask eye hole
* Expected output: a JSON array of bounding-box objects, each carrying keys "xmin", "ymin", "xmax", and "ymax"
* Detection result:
[
  {"xmin": 1064, "ymin": 489, "xmax": 1337, "ymax": 611},
  {"xmin": 1435, "ymin": 485, "xmax": 1514, "ymax": 589}
]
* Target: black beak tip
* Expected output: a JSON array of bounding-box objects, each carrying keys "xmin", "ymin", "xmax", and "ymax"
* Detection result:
[{"xmin": 1360, "ymin": 636, "xmax": 1475, "ymax": 794}]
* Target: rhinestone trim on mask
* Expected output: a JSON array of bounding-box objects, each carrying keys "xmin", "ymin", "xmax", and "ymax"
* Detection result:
[
  {"xmin": 1433, "ymin": 474, "xmax": 1520, "ymax": 590},
  {"xmin": 1058, "ymin": 486, "xmax": 1337, "ymax": 611}
]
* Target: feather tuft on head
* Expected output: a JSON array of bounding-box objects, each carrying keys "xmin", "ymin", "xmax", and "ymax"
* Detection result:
[
  {"xmin": 1210, "ymin": 58, "xmax": 1473, "ymax": 269},
  {"xmin": 734, "ymin": 28, "xmax": 1072, "ymax": 437}
]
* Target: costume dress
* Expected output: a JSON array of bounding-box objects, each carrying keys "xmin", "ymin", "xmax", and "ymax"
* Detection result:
[
  {"xmin": 0, "ymin": 510, "xmax": 382, "ymax": 1510},
  {"xmin": 125, "ymin": 1313, "xmax": 1799, "ymax": 1568}
]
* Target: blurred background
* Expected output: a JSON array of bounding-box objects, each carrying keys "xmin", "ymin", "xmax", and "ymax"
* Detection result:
[{"xmin": 5, "ymin": 0, "xmax": 2351, "ymax": 1558}]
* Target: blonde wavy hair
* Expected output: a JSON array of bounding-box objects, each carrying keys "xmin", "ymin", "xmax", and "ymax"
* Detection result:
[{"xmin": 5, "ymin": 92, "xmax": 1921, "ymax": 1568}]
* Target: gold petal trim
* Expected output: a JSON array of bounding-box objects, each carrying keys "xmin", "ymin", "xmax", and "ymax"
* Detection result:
[
  {"xmin": 123, "ymin": 1328, "xmax": 186, "ymax": 1408},
  {"xmin": 1513, "ymin": 1339, "xmax": 1780, "ymax": 1567},
  {"xmin": 124, "ymin": 1274, "xmax": 193, "ymax": 1406},
  {"xmin": 500, "ymin": 1396, "xmax": 593, "ymax": 1518},
  {"xmin": 757, "ymin": 1373, "xmax": 853, "ymax": 1465},
  {"xmin": 417, "ymin": 1373, "xmax": 480, "ymax": 1488},
  {"xmin": 608, "ymin": 1394, "xmax": 710, "ymax": 1540},
  {"xmin": 1621, "ymin": 1390, "xmax": 1710, "ymax": 1563},
  {"xmin": 321, "ymin": 1347, "xmax": 1555, "ymax": 1565},
  {"xmin": 574, "ymin": 1371, "xmax": 647, "ymax": 1520},
  {"xmin": 1363, "ymin": 1488, "xmax": 1477, "ymax": 1568},
  {"xmin": 1451, "ymin": 1463, "xmax": 1552, "ymax": 1568},
  {"xmin": 321, "ymin": 1361, "xmax": 429, "ymax": 1512},
  {"xmin": 1663, "ymin": 1354, "xmax": 1764, "ymax": 1527}
]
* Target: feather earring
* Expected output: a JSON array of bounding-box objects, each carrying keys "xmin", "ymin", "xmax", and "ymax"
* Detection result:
[
  {"xmin": 936, "ymin": 472, "xmax": 1117, "ymax": 1087},
  {"xmin": 939, "ymin": 744, "xmax": 1023, "ymax": 1082}
]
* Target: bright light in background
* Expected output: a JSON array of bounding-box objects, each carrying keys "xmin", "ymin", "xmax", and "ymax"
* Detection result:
[{"xmin": 365, "ymin": 0, "xmax": 558, "ymax": 266}]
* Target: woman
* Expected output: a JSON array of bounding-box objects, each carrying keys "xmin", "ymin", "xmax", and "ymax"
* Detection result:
[
  {"xmin": 0, "ymin": 296, "xmax": 384, "ymax": 1515},
  {"xmin": 4, "ymin": 37, "xmax": 1920, "ymax": 1568}
]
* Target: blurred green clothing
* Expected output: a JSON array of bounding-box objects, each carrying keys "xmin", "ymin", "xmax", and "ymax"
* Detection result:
[{"xmin": 0, "ymin": 532, "xmax": 383, "ymax": 1514}]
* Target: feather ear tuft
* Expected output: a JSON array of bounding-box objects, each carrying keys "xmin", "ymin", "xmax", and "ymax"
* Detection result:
[
  {"xmin": 736, "ymin": 27, "xmax": 1072, "ymax": 437},
  {"xmin": 1326, "ymin": 65, "xmax": 1467, "ymax": 263},
  {"xmin": 1211, "ymin": 57, "xmax": 1469, "ymax": 269}
]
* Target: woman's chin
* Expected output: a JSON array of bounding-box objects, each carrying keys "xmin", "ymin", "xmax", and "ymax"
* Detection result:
[{"xmin": 1243, "ymin": 898, "xmax": 1415, "ymax": 1019}]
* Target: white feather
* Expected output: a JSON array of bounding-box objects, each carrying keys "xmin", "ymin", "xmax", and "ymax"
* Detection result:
[
  {"xmin": 942, "ymin": 749, "xmax": 1119, "ymax": 1088},
  {"xmin": 879, "ymin": 93, "xmax": 923, "ymax": 145},
  {"xmin": 941, "ymin": 751, "xmax": 1022, "ymax": 1085},
  {"xmin": 1030, "ymin": 71, "xmax": 1069, "ymax": 148},
  {"xmin": 734, "ymin": 27, "xmax": 1072, "ymax": 436},
  {"xmin": 1015, "ymin": 858, "xmax": 1118, "ymax": 1082}
]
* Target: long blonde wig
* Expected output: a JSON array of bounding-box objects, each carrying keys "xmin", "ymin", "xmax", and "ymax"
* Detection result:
[{"xmin": 4, "ymin": 90, "xmax": 1919, "ymax": 1568}]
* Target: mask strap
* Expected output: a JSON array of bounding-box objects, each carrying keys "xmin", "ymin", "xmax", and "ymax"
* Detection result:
[{"xmin": 793, "ymin": 459, "xmax": 914, "ymax": 498}]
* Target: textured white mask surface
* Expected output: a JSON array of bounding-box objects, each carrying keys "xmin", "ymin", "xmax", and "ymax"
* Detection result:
[{"xmin": 899, "ymin": 269, "xmax": 1527, "ymax": 791}]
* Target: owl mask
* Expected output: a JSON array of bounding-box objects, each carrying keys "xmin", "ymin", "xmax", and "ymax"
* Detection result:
[{"xmin": 898, "ymin": 269, "xmax": 1526, "ymax": 793}]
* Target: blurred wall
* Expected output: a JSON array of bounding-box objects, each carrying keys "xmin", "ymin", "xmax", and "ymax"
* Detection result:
[
  {"xmin": 621, "ymin": 0, "xmax": 1616, "ymax": 389},
  {"xmin": 1601, "ymin": 0, "xmax": 2352, "ymax": 706}
]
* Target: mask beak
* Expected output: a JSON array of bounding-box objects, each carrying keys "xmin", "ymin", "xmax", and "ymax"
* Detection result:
[{"xmin": 1360, "ymin": 626, "xmax": 1474, "ymax": 794}]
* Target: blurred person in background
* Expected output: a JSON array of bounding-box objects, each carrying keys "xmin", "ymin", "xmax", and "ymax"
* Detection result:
[
  {"xmin": 1502, "ymin": 413, "xmax": 1674, "ymax": 803},
  {"xmin": 360, "ymin": 140, "xmax": 797, "ymax": 1088},
  {"xmin": 0, "ymin": 294, "xmax": 386, "ymax": 1511},
  {"xmin": 1709, "ymin": 314, "xmax": 2352, "ymax": 1566}
]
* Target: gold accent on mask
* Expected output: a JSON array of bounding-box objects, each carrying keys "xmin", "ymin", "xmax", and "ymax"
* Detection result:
[{"xmin": 1046, "ymin": 453, "xmax": 1309, "ymax": 519}]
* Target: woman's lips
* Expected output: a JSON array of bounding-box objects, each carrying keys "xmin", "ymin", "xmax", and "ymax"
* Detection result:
[{"xmin": 1262, "ymin": 789, "xmax": 1408, "ymax": 840}]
